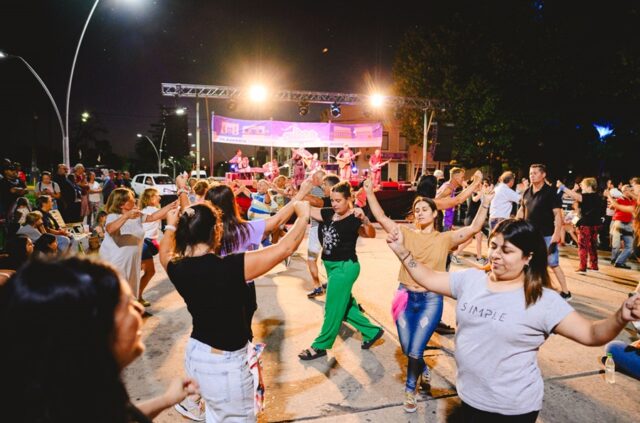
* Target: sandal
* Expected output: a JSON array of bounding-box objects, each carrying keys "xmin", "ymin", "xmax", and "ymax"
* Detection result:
[{"xmin": 298, "ymin": 347, "xmax": 327, "ymax": 361}]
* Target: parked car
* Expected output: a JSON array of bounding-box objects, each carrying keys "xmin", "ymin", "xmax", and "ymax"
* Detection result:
[
  {"xmin": 131, "ymin": 174, "xmax": 177, "ymax": 204},
  {"xmin": 190, "ymin": 170, "xmax": 207, "ymax": 179}
]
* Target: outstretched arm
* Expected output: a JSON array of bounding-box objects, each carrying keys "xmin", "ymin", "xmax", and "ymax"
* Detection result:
[
  {"xmin": 449, "ymin": 185, "xmax": 494, "ymax": 247},
  {"xmin": 434, "ymin": 170, "xmax": 482, "ymax": 210},
  {"xmin": 555, "ymin": 295, "xmax": 640, "ymax": 346},
  {"xmin": 244, "ymin": 202, "xmax": 310, "ymax": 280},
  {"xmin": 263, "ymin": 179, "xmax": 314, "ymax": 235},
  {"xmin": 363, "ymin": 178, "xmax": 397, "ymax": 233},
  {"xmin": 145, "ymin": 200, "xmax": 180, "ymax": 223},
  {"xmin": 556, "ymin": 181, "xmax": 583, "ymax": 202},
  {"xmin": 385, "ymin": 228, "xmax": 453, "ymax": 297}
]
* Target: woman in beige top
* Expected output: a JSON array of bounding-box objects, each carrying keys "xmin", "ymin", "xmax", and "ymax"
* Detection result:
[{"xmin": 364, "ymin": 178, "xmax": 493, "ymax": 413}]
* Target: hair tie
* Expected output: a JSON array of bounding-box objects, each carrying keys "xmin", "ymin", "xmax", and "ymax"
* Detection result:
[{"xmin": 183, "ymin": 207, "xmax": 195, "ymax": 218}]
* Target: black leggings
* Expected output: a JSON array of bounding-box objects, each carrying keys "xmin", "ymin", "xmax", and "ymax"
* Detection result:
[{"xmin": 461, "ymin": 401, "xmax": 539, "ymax": 423}]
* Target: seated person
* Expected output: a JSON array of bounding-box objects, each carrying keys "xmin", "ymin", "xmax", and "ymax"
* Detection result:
[
  {"xmin": 35, "ymin": 195, "xmax": 72, "ymax": 252},
  {"xmin": 16, "ymin": 211, "xmax": 46, "ymax": 243},
  {"xmin": 33, "ymin": 233, "xmax": 58, "ymax": 258}
]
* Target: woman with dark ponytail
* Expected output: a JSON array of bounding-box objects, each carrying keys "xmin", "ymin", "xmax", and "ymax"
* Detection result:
[{"xmin": 386, "ymin": 218, "xmax": 640, "ymax": 421}]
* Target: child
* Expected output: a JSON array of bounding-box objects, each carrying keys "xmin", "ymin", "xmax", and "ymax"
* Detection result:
[{"xmin": 92, "ymin": 210, "xmax": 107, "ymax": 239}]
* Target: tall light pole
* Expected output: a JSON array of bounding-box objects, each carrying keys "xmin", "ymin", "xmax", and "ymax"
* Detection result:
[
  {"xmin": 422, "ymin": 109, "xmax": 435, "ymax": 176},
  {"xmin": 137, "ymin": 134, "xmax": 161, "ymax": 173},
  {"xmin": 0, "ymin": 51, "xmax": 65, "ymax": 159}
]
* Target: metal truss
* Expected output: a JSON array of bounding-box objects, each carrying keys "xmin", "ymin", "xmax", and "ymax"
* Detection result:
[{"xmin": 161, "ymin": 83, "xmax": 440, "ymax": 110}]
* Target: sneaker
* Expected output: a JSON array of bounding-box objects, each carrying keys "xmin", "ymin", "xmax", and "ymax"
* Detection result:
[
  {"xmin": 322, "ymin": 283, "xmax": 328, "ymax": 290},
  {"xmin": 419, "ymin": 371, "xmax": 431, "ymax": 395},
  {"xmin": 403, "ymin": 391, "xmax": 418, "ymax": 413},
  {"xmin": 560, "ymin": 291, "xmax": 573, "ymax": 302},
  {"xmin": 615, "ymin": 263, "xmax": 631, "ymax": 269},
  {"xmin": 307, "ymin": 287, "xmax": 324, "ymax": 298},
  {"xmin": 174, "ymin": 396, "xmax": 205, "ymax": 421},
  {"xmin": 362, "ymin": 328, "xmax": 384, "ymax": 349},
  {"xmin": 476, "ymin": 257, "xmax": 488, "ymax": 265},
  {"xmin": 138, "ymin": 298, "xmax": 151, "ymax": 307},
  {"xmin": 435, "ymin": 321, "xmax": 455, "ymax": 335},
  {"xmin": 450, "ymin": 255, "xmax": 462, "ymax": 265}
]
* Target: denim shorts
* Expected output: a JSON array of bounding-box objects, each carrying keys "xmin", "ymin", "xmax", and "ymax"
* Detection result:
[
  {"xmin": 185, "ymin": 338, "xmax": 255, "ymax": 422},
  {"xmin": 543, "ymin": 236, "xmax": 560, "ymax": 267}
]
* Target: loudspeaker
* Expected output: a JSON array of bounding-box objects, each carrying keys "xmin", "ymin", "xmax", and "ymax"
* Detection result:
[{"xmin": 433, "ymin": 123, "xmax": 455, "ymax": 162}]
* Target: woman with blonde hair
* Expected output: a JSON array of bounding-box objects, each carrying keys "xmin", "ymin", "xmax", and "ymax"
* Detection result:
[
  {"xmin": 100, "ymin": 188, "xmax": 177, "ymax": 299},
  {"xmin": 137, "ymin": 188, "xmax": 164, "ymax": 306}
]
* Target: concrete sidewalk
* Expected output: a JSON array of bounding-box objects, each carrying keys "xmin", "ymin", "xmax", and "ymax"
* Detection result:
[{"xmin": 123, "ymin": 229, "xmax": 640, "ymax": 422}]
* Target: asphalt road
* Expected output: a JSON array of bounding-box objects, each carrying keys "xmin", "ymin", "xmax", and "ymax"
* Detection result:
[{"xmin": 124, "ymin": 227, "xmax": 640, "ymax": 422}]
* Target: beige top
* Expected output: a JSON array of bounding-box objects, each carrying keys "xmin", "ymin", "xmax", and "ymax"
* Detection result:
[{"xmin": 398, "ymin": 225, "xmax": 454, "ymax": 291}]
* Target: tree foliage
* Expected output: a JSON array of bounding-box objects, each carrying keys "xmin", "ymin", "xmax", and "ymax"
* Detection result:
[{"xmin": 393, "ymin": 1, "xmax": 640, "ymax": 180}]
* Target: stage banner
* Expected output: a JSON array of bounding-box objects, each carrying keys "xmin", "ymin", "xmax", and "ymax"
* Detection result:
[{"xmin": 212, "ymin": 115, "xmax": 382, "ymax": 148}]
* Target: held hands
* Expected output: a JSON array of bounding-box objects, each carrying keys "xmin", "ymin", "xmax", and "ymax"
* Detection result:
[
  {"xmin": 353, "ymin": 207, "xmax": 367, "ymax": 222},
  {"xmin": 621, "ymin": 294, "xmax": 640, "ymax": 322},
  {"xmin": 472, "ymin": 170, "xmax": 483, "ymax": 185},
  {"xmin": 294, "ymin": 200, "xmax": 310, "ymax": 218},
  {"xmin": 161, "ymin": 377, "xmax": 200, "ymax": 407},
  {"xmin": 166, "ymin": 207, "xmax": 180, "ymax": 226},
  {"xmin": 126, "ymin": 207, "xmax": 142, "ymax": 219},
  {"xmin": 481, "ymin": 184, "xmax": 496, "ymax": 205},
  {"xmin": 386, "ymin": 227, "xmax": 408, "ymax": 257},
  {"xmin": 363, "ymin": 177, "xmax": 374, "ymax": 194}
]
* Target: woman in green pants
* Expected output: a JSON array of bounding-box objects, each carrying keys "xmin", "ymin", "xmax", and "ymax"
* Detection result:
[{"xmin": 298, "ymin": 181, "xmax": 384, "ymax": 360}]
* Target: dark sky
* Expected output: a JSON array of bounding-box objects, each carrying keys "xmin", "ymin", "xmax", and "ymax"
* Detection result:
[{"xmin": 1, "ymin": 0, "xmax": 423, "ymax": 162}]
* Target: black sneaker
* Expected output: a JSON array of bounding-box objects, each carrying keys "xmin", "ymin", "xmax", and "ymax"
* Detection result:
[
  {"xmin": 615, "ymin": 263, "xmax": 631, "ymax": 269},
  {"xmin": 560, "ymin": 291, "xmax": 573, "ymax": 302},
  {"xmin": 435, "ymin": 321, "xmax": 455, "ymax": 335},
  {"xmin": 322, "ymin": 283, "xmax": 328, "ymax": 290},
  {"xmin": 362, "ymin": 328, "xmax": 384, "ymax": 349},
  {"xmin": 307, "ymin": 287, "xmax": 324, "ymax": 298}
]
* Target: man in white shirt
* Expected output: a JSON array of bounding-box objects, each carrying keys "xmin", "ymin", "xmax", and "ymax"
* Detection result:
[{"xmin": 489, "ymin": 171, "xmax": 523, "ymax": 230}]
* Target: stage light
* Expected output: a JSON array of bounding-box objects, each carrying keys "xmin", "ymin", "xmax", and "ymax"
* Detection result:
[
  {"xmin": 228, "ymin": 99, "xmax": 237, "ymax": 111},
  {"xmin": 370, "ymin": 94, "xmax": 385, "ymax": 108},
  {"xmin": 249, "ymin": 85, "xmax": 267, "ymax": 102},
  {"xmin": 175, "ymin": 107, "xmax": 186, "ymax": 115},
  {"xmin": 298, "ymin": 101, "xmax": 309, "ymax": 116},
  {"xmin": 330, "ymin": 102, "xmax": 341, "ymax": 118}
]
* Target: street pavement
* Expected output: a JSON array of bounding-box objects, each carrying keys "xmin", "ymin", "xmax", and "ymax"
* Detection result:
[{"xmin": 124, "ymin": 227, "xmax": 640, "ymax": 422}]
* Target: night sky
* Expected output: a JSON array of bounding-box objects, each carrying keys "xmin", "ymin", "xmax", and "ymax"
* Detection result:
[{"xmin": 1, "ymin": 0, "xmax": 422, "ymax": 164}]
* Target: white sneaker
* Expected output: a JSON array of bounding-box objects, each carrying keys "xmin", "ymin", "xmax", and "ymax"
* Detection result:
[
  {"xmin": 450, "ymin": 255, "xmax": 462, "ymax": 265},
  {"xmin": 174, "ymin": 396, "xmax": 205, "ymax": 421},
  {"xmin": 403, "ymin": 391, "xmax": 417, "ymax": 413}
]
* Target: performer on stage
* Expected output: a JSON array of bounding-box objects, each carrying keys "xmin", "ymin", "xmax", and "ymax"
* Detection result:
[
  {"xmin": 291, "ymin": 145, "xmax": 311, "ymax": 188},
  {"xmin": 308, "ymin": 153, "xmax": 322, "ymax": 172},
  {"xmin": 228, "ymin": 149, "xmax": 243, "ymax": 172},
  {"xmin": 336, "ymin": 144, "xmax": 359, "ymax": 180},
  {"xmin": 263, "ymin": 158, "xmax": 280, "ymax": 182},
  {"xmin": 369, "ymin": 149, "xmax": 384, "ymax": 189},
  {"xmin": 237, "ymin": 156, "xmax": 250, "ymax": 173}
]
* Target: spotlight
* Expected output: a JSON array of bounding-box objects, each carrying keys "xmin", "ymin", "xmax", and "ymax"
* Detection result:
[
  {"xmin": 330, "ymin": 102, "xmax": 341, "ymax": 118},
  {"xmin": 298, "ymin": 101, "xmax": 309, "ymax": 116}
]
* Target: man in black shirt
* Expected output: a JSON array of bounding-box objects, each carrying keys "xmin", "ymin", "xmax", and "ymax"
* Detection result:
[
  {"xmin": 0, "ymin": 163, "xmax": 26, "ymax": 217},
  {"xmin": 518, "ymin": 164, "xmax": 571, "ymax": 300}
]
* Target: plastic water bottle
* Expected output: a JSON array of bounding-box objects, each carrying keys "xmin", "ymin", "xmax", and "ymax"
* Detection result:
[{"xmin": 604, "ymin": 353, "xmax": 615, "ymax": 384}]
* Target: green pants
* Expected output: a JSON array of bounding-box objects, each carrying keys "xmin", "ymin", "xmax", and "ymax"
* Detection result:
[{"xmin": 311, "ymin": 260, "xmax": 381, "ymax": 350}]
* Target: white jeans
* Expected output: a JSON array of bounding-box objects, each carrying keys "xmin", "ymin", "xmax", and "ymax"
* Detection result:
[{"xmin": 185, "ymin": 338, "xmax": 255, "ymax": 423}]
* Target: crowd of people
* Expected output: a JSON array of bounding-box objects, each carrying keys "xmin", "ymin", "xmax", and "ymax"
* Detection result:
[{"xmin": 0, "ymin": 154, "xmax": 639, "ymax": 422}]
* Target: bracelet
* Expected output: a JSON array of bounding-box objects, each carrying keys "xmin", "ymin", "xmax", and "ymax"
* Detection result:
[
  {"xmin": 164, "ymin": 225, "xmax": 177, "ymax": 232},
  {"xmin": 401, "ymin": 252, "xmax": 411, "ymax": 263},
  {"xmin": 481, "ymin": 204, "xmax": 490, "ymax": 209}
]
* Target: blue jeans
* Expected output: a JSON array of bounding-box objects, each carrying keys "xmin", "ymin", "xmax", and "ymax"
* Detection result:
[
  {"xmin": 395, "ymin": 285, "xmax": 443, "ymax": 392},
  {"xmin": 185, "ymin": 338, "xmax": 255, "ymax": 422},
  {"xmin": 605, "ymin": 341, "xmax": 640, "ymax": 380},
  {"xmin": 611, "ymin": 221, "xmax": 634, "ymax": 266},
  {"xmin": 543, "ymin": 236, "xmax": 560, "ymax": 267}
]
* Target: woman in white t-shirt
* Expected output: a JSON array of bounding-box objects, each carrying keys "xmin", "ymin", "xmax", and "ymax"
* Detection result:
[
  {"xmin": 386, "ymin": 218, "xmax": 640, "ymax": 422},
  {"xmin": 138, "ymin": 188, "xmax": 163, "ymax": 307},
  {"xmin": 35, "ymin": 171, "xmax": 61, "ymax": 209},
  {"xmin": 99, "ymin": 188, "xmax": 178, "ymax": 301},
  {"xmin": 87, "ymin": 171, "xmax": 102, "ymax": 226}
]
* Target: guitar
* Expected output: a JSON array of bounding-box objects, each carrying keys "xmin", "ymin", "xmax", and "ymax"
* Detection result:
[
  {"xmin": 333, "ymin": 151, "xmax": 362, "ymax": 169},
  {"xmin": 264, "ymin": 163, "xmax": 289, "ymax": 178},
  {"xmin": 370, "ymin": 159, "xmax": 391, "ymax": 172}
]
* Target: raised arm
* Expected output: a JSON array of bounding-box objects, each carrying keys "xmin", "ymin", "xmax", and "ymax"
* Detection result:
[
  {"xmin": 434, "ymin": 170, "xmax": 482, "ymax": 210},
  {"xmin": 145, "ymin": 200, "xmax": 180, "ymax": 223},
  {"xmin": 363, "ymin": 178, "xmax": 397, "ymax": 233},
  {"xmin": 608, "ymin": 198, "xmax": 636, "ymax": 214},
  {"xmin": 244, "ymin": 201, "xmax": 310, "ymax": 280},
  {"xmin": 385, "ymin": 227, "xmax": 453, "ymax": 297},
  {"xmin": 105, "ymin": 209, "xmax": 141, "ymax": 236},
  {"xmin": 354, "ymin": 207, "xmax": 376, "ymax": 238},
  {"xmin": 159, "ymin": 208, "xmax": 180, "ymax": 270},
  {"xmin": 555, "ymin": 295, "xmax": 640, "ymax": 346},
  {"xmin": 556, "ymin": 181, "xmax": 582, "ymax": 202},
  {"xmin": 449, "ymin": 185, "xmax": 494, "ymax": 247},
  {"xmin": 263, "ymin": 179, "xmax": 314, "ymax": 235}
]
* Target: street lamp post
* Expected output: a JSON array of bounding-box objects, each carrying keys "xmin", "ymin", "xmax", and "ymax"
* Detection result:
[{"xmin": 137, "ymin": 134, "xmax": 162, "ymax": 173}]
